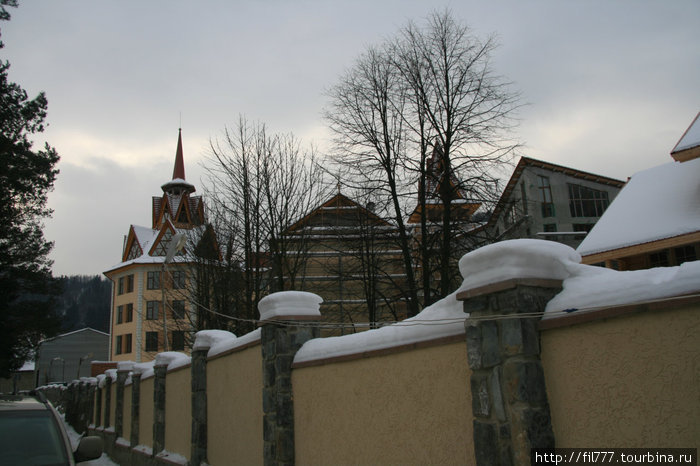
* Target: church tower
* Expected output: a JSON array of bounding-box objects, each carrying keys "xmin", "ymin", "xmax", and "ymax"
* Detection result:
[{"xmin": 105, "ymin": 130, "xmax": 206, "ymax": 362}]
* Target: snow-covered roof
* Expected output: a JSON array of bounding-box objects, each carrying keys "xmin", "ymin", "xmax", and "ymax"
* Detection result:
[
  {"xmin": 105, "ymin": 222, "xmax": 205, "ymax": 274},
  {"xmin": 577, "ymin": 157, "xmax": 700, "ymax": 257},
  {"xmin": 671, "ymin": 111, "xmax": 700, "ymax": 158}
]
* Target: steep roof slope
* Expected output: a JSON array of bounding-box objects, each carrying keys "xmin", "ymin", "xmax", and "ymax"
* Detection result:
[{"xmin": 577, "ymin": 157, "xmax": 700, "ymax": 256}]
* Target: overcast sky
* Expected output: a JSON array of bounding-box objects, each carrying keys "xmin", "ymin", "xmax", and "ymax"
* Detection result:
[{"xmin": 2, "ymin": 0, "xmax": 698, "ymax": 276}]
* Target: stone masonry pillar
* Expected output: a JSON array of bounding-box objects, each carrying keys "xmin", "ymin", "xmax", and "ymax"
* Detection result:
[
  {"xmin": 190, "ymin": 347, "xmax": 208, "ymax": 466},
  {"xmin": 456, "ymin": 240, "xmax": 576, "ymax": 465},
  {"xmin": 115, "ymin": 362, "xmax": 133, "ymax": 439},
  {"xmin": 130, "ymin": 372, "xmax": 141, "ymax": 448},
  {"xmin": 103, "ymin": 375, "xmax": 112, "ymax": 429},
  {"xmin": 95, "ymin": 378, "xmax": 103, "ymax": 427},
  {"xmin": 259, "ymin": 291, "xmax": 322, "ymax": 466},
  {"xmin": 153, "ymin": 363, "xmax": 167, "ymax": 455}
]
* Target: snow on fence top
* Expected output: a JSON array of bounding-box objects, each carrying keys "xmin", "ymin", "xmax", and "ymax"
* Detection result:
[
  {"xmin": 193, "ymin": 328, "xmax": 262, "ymax": 358},
  {"xmin": 294, "ymin": 239, "xmax": 700, "ymax": 365},
  {"xmin": 154, "ymin": 351, "xmax": 191, "ymax": 371},
  {"xmin": 132, "ymin": 361, "xmax": 155, "ymax": 379},
  {"xmin": 544, "ymin": 259, "xmax": 700, "ymax": 317}
]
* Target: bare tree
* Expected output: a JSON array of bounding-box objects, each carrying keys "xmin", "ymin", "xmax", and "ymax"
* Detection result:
[
  {"xmin": 261, "ymin": 134, "xmax": 327, "ymax": 292},
  {"xmin": 396, "ymin": 11, "xmax": 521, "ymax": 295},
  {"xmin": 194, "ymin": 116, "xmax": 326, "ymax": 335},
  {"xmin": 325, "ymin": 46, "xmax": 421, "ymax": 317},
  {"xmin": 326, "ymin": 10, "xmax": 520, "ymax": 304}
]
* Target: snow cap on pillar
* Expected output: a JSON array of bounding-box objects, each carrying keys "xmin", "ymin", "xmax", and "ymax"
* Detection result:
[
  {"xmin": 116, "ymin": 361, "xmax": 135, "ymax": 372},
  {"xmin": 258, "ymin": 291, "xmax": 323, "ymax": 322},
  {"xmin": 457, "ymin": 239, "xmax": 581, "ymax": 296}
]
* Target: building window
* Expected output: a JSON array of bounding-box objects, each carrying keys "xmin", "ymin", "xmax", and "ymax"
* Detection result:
[
  {"xmin": 537, "ymin": 176, "xmax": 555, "ymax": 218},
  {"xmin": 504, "ymin": 203, "xmax": 517, "ymax": 227},
  {"xmin": 568, "ymin": 184, "xmax": 609, "ymax": 217},
  {"xmin": 649, "ymin": 250, "xmax": 669, "ymax": 268},
  {"xmin": 172, "ymin": 300, "xmax": 185, "ymax": 319},
  {"xmin": 117, "ymin": 305, "xmax": 123, "ymax": 324},
  {"xmin": 543, "ymin": 223, "xmax": 557, "ymax": 232},
  {"xmin": 171, "ymin": 271, "xmax": 186, "ymax": 290},
  {"xmin": 153, "ymin": 230, "xmax": 174, "ymax": 256},
  {"xmin": 573, "ymin": 223, "xmax": 594, "ymax": 233},
  {"xmin": 126, "ymin": 303, "xmax": 133, "ymax": 322},
  {"xmin": 146, "ymin": 301, "xmax": 160, "ymax": 320},
  {"xmin": 171, "ymin": 331, "xmax": 185, "ymax": 351},
  {"xmin": 674, "ymin": 245, "xmax": 697, "ymax": 265},
  {"xmin": 147, "ymin": 271, "xmax": 161, "ymax": 290},
  {"xmin": 115, "ymin": 335, "xmax": 123, "ymax": 355},
  {"xmin": 126, "ymin": 274, "xmax": 134, "ymax": 293},
  {"xmin": 124, "ymin": 334, "xmax": 132, "ymax": 354},
  {"xmin": 145, "ymin": 332, "xmax": 159, "ymax": 352},
  {"xmin": 118, "ymin": 277, "xmax": 124, "ymax": 295}
]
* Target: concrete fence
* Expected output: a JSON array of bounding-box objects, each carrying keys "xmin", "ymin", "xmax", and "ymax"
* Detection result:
[{"xmin": 41, "ymin": 240, "xmax": 700, "ymax": 465}]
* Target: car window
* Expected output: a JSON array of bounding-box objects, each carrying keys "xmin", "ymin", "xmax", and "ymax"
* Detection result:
[{"xmin": 0, "ymin": 410, "xmax": 70, "ymax": 466}]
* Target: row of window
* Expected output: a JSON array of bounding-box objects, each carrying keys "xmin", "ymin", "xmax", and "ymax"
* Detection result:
[
  {"xmin": 649, "ymin": 245, "xmax": 697, "ymax": 268},
  {"xmin": 536, "ymin": 176, "xmax": 610, "ymax": 219},
  {"xmin": 117, "ymin": 271, "xmax": 187, "ymax": 295},
  {"xmin": 146, "ymin": 300, "xmax": 186, "ymax": 320},
  {"xmin": 542, "ymin": 223, "xmax": 594, "ymax": 233},
  {"xmin": 114, "ymin": 331, "xmax": 187, "ymax": 355},
  {"xmin": 115, "ymin": 300, "xmax": 187, "ymax": 324},
  {"xmin": 116, "ymin": 304, "xmax": 134, "ymax": 324}
]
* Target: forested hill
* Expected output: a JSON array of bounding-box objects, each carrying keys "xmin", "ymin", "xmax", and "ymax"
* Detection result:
[{"xmin": 55, "ymin": 275, "xmax": 111, "ymax": 334}]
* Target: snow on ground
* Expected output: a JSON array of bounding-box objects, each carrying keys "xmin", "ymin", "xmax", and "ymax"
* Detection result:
[{"xmin": 60, "ymin": 415, "xmax": 118, "ymax": 466}]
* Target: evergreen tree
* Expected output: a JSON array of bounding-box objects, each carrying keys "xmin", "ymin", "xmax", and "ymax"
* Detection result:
[{"xmin": 0, "ymin": 0, "xmax": 61, "ymax": 377}]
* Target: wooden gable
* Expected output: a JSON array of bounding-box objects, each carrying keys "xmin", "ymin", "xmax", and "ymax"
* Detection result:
[
  {"xmin": 285, "ymin": 193, "xmax": 391, "ymax": 234},
  {"xmin": 149, "ymin": 220, "xmax": 185, "ymax": 257},
  {"xmin": 122, "ymin": 226, "xmax": 144, "ymax": 262}
]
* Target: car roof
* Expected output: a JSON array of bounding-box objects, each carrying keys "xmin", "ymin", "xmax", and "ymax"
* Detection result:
[{"xmin": 0, "ymin": 394, "xmax": 50, "ymax": 412}]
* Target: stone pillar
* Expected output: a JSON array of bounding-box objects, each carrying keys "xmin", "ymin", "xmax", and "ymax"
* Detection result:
[
  {"xmin": 457, "ymin": 241, "xmax": 573, "ymax": 465},
  {"xmin": 87, "ymin": 382, "xmax": 95, "ymax": 428},
  {"xmin": 190, "ymin": 347, "xmax": 208, "ymax": 466},
  {"xmin": 130, "ymin": 373, "xmax": 141, "ymax": 448},
  {"xmin": 115, "ymin": 364, "xmax": 131, "ymax": 439},
  {"xmin": 95, "ymin": 380, "xmax": 103, "ymax": 427},
  {"xmin": 103, "ymin": 375, "xmax": 112, "ymax": 428},
  {"xmin": 153, "ymin": 363, "xmax": 167, "ymax": 455},
  {"xmin": 259, "ymin": 291, "xmax": 322, "ymax": 466}
]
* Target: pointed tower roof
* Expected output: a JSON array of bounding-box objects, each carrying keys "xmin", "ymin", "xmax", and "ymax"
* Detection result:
[
  {"xmin": 172, "ymin": 128, "xmax": 186, "ymax": 180},
  {"xmin": 161, "ymin": 128, "xmax": 196, "ymax": 194}
]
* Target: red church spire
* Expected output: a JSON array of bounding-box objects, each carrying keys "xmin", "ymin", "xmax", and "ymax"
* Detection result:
[
  {"xmin": 172, "ymin": 128, "xmax": 186, "ymax": 180},
  {"xmin": 161, "ymin": 128, "xmax": 195, "ymax": 195}
]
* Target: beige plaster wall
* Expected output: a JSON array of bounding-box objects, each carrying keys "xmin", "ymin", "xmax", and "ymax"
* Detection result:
[
  {"xmin": 293, "ymin": 341, "xmax": 474, "ymax": 465},
  {"xmin": 139, "ymin": 377, "xmax": 154, "ymax": 448},
  {"xmin": 123, "ymin": 384, "xmax": 132, "ymax": 441},
  {"xmin": 164, "ymin": 366, "xmax": 192, "ymax": 458},
  {"xmin": 541, "ymin": 304, "xmax": 700, "ymax": 446},
  {"xmin": 207, "ymin": 345, "xmax": 263, "ymax": 466}
]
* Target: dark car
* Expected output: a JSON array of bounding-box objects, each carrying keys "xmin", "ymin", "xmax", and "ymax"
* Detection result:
[{"xmin": 0, "ymin": 393, "xmax": 103, "ymax": 465}]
